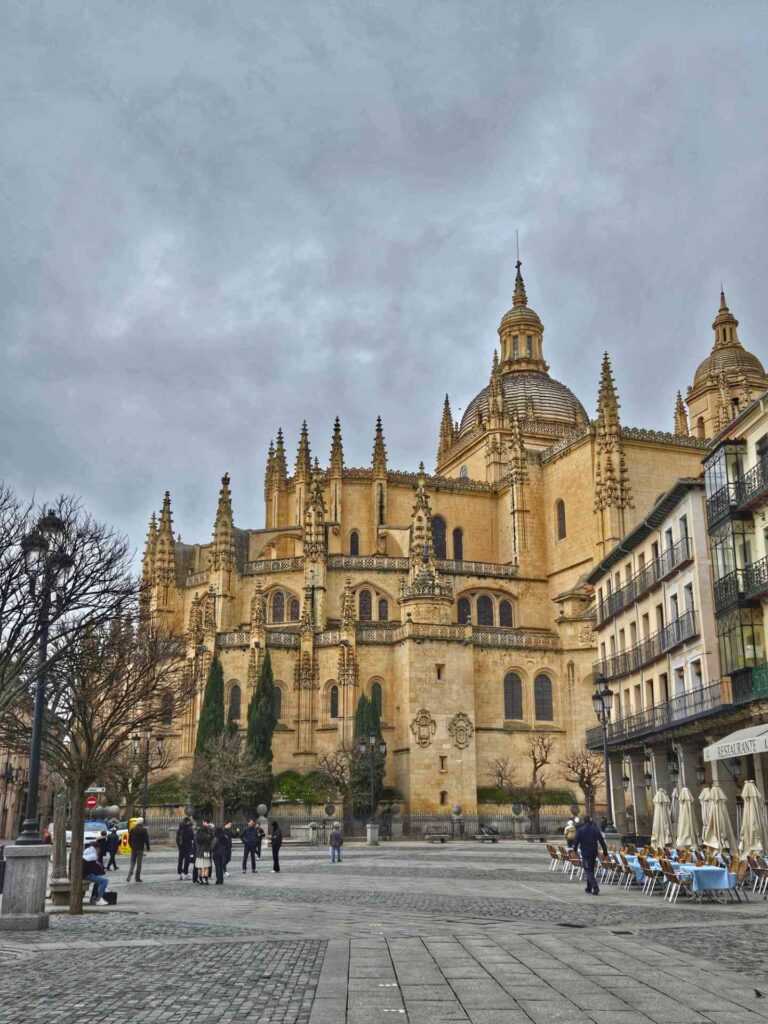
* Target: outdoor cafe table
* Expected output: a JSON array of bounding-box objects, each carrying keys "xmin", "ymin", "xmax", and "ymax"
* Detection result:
[{"xmin": 621, "ymin": 854, "xmax": 735, "ymax": 893}]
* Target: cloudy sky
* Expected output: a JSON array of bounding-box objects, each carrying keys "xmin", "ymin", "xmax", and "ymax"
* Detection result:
[{"xmin": 2, "ymin": 1, "xmax": 767, "ymax": 556}]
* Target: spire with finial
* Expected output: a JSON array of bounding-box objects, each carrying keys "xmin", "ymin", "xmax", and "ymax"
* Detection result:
[
  {"xmin": 141, "ymin": 511, "xmax": 159, "ymax": 590},
  {"xmin": 594, "ymin": 353, "xmax": 632, "ymax": 513},
  {"xmin": 295, "ymin": 421, "xmax": 312, "ymax": 483},
  {"xmin": 712, "ymin": 287, "xmax": 741, "ymax": 349},
  {"xmin": 498, "ymin": 258, "xmax": 546, "ymax": 372},
  {"xmin": 513, "ymin": 259, "xmax": 528, "ymax": 308},
  {"xmin": 437, "ymin": 394, "xmax": 456, "ymax": 466},
  {"xmin": 154, "ymin": 491, "xmax": 177, "ymax": 585},
  {"xmin": 673, "ymin": 391, "xmax": 689, "ymax": 436},
  {"xmin": 210, "ymin": 472, "xmax": 236, "ymax": 571},
  {"xmin": 303, "ymin": 458, "xmax": 327, "ymax": 562},
  {"xmin": 509, "ymin": 411, "xmax": 528, "ymax": 486},
  {"xmin": 264, "ymin": 440, "xmax": 275, "ymax": 502},
  {"xmin": 274, "ymin": 428, "xmax": 288, "ymax": 487},
  {"xmin": 488, "ymin": 349, "xmax": 505, "ymax": 425},
  {"xmin": 329, "ymin": 417, "xmax": 344, "ymax": 476},
  {"xmin": 372, "ymin": 416, "xmax": 387, "ymax": 477},
  {"xmin": 409, "ymin": 462, "xmax": 434, "ymax": 571}
]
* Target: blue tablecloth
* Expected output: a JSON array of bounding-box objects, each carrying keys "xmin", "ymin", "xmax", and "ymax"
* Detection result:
[{"xmin": 619, "ymin": 854, "xmax": 735, "ymax": 892}]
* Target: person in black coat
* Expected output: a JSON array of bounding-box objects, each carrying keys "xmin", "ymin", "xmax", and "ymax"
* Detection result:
[
  {"xmin": 212, "ymin": 825, "xmax": 228, "ymax": 884},
  {"xmin": 241, "ymin": 819, "xmax": 260, "ymax": 873},
  {"xmin": 176, "ymin": 817, "xmax": 194, "ymax": 880},
  {"xmin": 270, "ymin": 821, "xmax": 282, "ymax": 873},
  {"xmin": 222, "ymin": 822, "xmax": 233, "ymax": 876},
  {"xmin": 573, "ymin": 816, "xmax": 609, "ymax": 896},
  {"xmin": 104, "ymin": 826, "xmax": 120, "ymax": 871}
]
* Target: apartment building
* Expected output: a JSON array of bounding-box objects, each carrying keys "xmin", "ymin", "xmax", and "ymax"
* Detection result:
[{"xmin": 587, "ymin": 479, "xmax": 723, "ymax": 834}]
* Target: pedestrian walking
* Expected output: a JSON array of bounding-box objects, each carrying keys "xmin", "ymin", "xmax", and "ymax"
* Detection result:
[
  {"xmin": 105, "ymin": 825, "xmax": 120, "ymax": 871},
  {"xmin": 176, "ymin": 816, "xmax": 194, "ymax": 880},
  {"xmin": 270, "ymin": 821, "xmax": 282, "ymax": 873},
  {"xmin": 95, "ymin": 830, "xmax": 108, "ymax": 860},
  {"xmin": 254, "ymin": 821, "xmax": 265, "ymax": 861},
  {"xmin": 222, "ymin": 822, "xmax": 233, "ymax": 877},
  {"xmin": 563, "ymin": 819, "xmax": 577, "ymax": 849},
  {"xmin": 241, "ymin": 818, "xmax": 260, "ymax": 873},
  {"xmin": 212, "ymin": 825, "xmax": 228, "ymax": 884},
  {"xmin": 195, "ymin": 820, "xmax": 214, "ymax": 884},
  {"xmin": 126, "ymin": 817, "xmax": 151, "ymax": 882},
  {"xmin": 329, "ymin": 822, "xmax": 343, "ymax": 863},
  {"xmin": 83, "ymin": 843, "xmax": 110, "ymax": 905},
  {"xmin": 573, "ymin": 815, "xmax": 608, "ymax": 896}
]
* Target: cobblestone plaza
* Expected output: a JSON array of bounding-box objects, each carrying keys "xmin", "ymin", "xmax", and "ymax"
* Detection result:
[{"xmin": 2, "ymin": 843, "xmax": 768, "ymax": 1023}]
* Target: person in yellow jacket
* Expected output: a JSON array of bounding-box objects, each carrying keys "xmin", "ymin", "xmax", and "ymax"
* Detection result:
[{"xmin": 564, "ymin": 820, "xmax": 577, "ymax": 849}]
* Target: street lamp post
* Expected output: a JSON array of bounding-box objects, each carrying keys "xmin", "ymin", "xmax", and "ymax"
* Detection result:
[
  {"xmin": 591, "ymin": 678, "xmax": 617, "ymax": 834},
  {"xmin": 132, "ymin": 730, "xmax": 164, "ymax": 819},
  {"xmin": 18, "ymin": 510, "xmax": 73, "ymax": 845},
  {"xmin": 358, "ymin": 734, "xmax": 387, "ymax": 822}
]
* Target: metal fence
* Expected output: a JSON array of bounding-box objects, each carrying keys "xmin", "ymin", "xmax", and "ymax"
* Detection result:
[{"xmin": 142, "ymin": 809, "xmax": 572, "ymax": 843}]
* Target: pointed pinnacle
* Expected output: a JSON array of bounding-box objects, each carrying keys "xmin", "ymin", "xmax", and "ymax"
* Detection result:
[{"xmin": 513, "ymin": 259, "xmax": 527, "ymax": 307}]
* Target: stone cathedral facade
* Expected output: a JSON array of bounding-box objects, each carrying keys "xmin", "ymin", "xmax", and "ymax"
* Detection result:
[{"xmin": 142, "ymin": 265, "xmax": 765, "ymax": 812}]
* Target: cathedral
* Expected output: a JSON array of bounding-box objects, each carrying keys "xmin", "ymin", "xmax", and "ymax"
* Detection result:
[{"xmin": 142, "ymin": 265, "xmax": 767, "ymax": 812}]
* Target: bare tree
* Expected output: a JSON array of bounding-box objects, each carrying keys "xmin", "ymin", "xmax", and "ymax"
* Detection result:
[
  {"xmin": 189, "ymin": 732, "xmax": 270, "ymax": 821},
  {"xmin": 104, "ymin": 742, "xmax": 175, "ymax": 819},
  {"xmin": 486, "ymin": 734, "xmax": 556, "ymax": 834},
  {"xmin": 485, "ymin": 756, "xmax": 518, "ymax": 800},
  {"xmin": 0, "ymin": 488, "xmax": 135, "ymax": 717},
  {"xmin": 559, "ymin": 747, "xmax": 604, "ymax": 817},
  {"xmin": 315, "ymin": 743, "xmax": 362, "ymax": 808},
  {"xmin": 1, "ymin": 607, "xmax": 192, "ymax": 915}
]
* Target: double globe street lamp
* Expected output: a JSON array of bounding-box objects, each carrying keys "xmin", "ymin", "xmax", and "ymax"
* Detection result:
[
  {"xmin": 358, "ymin": 734, "xmax": 386, "ymax": 822},
  {"xmin": 591, "ymin": 678, "xmax": 617, "ymax": 834},
  {"xmin": 18, "ymin": 510, "xmax": 74, "ymax": 845},
  {"xmin": 131, "ymin": 729, "xmax": 165, "ymax": 820}
]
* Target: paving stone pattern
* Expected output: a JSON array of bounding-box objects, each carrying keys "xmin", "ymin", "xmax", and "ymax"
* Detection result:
[{"xmin": 2, "ymin": 842, "xmax": 768, "ymax": 1022}]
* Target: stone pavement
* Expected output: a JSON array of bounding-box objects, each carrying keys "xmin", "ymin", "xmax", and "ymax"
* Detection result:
[{"xmin": 1, "ymin": 842, "xmax": 768, "ymax": 1023}]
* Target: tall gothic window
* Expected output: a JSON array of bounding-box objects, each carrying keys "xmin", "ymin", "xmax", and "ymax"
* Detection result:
[
  {"xmin": 330, "ymin": 685, "xmax": 339, "ymax": 719},
  {"xmin": 534, "ymin": 674, "xmax": 554, "ymax": 721},
  {"xmin": 228, "ymin": 684, "xmax": 241, "ymax": 723},
  {"xmin": 556, "ymin": 500, "xmax": 566, "ymax": 540},
  {"xmin": 457, "ymin": 597, "xmax": 471, "ymax": 624},
  {"xmin": 452, "ymin": 527, "xmax": 463, "ymax": 560},
  {"xmin": 378, "ymin": 598, "xmax": 389, "ymax": 621},
  {"xmin": 359, "ymin": 589, "xmax": 372, "ymax": 621},
  {"xmin": 527, "ymin": 335, "xmax": 533, "ymax": 357},
  {"xmin": 371, "ymin": 680, "xmax": 383, "ymax": 716},
  {"xmin": 350, "ymin": 530, "xmax": 360, "ymax": 556},
  {"xmin": 499, "ymin": 599, "xmax": 513, "ymax": 628},
  {"xmin": 272, "ymin": 591, "xmax": 285, "ymax": 623},
  {"xmin": 504, "ymin": 672, "xmax": 523, "ymax": 719},
  {"xmin": 432, "ymin": 516, "xmax": 447, "ymax": 560},
  {"xmin": 272, "ymin": 686, "xmax": 282, "ymax": 721},
  {"xmin": 161, "ymin": 690, "xmax": 174, "ymax": 727},
  {"xmin": 477, "ymin": 595, "xmax": 494, "ymax": 626},
  {"xmin": 289, "ymin": 598, "xmax": 300, "ymax": 621}
]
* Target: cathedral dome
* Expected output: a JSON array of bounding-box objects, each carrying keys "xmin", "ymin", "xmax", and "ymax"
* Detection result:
[
  {"xmin": 692, "ymin": 345, "xmax": 766, "ymax": 389},
  {"xmin": 458, "ymin": 371, "xmax": 588, "ymax": 437}
]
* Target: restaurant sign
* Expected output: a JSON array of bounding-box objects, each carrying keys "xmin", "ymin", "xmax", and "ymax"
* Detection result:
[{"xmin": 703, "ymin": 729, "xmax": 768, "ymax": 762}]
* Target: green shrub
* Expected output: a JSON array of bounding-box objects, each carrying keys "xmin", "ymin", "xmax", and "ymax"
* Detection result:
[{"xmin": 476, "ymin": 786, "xmax": 576, "ymax": 807}]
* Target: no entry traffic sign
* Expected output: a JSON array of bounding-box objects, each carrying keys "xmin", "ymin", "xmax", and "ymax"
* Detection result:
[{"xmin": 85, "ymin": 795, "xmax": 98, "ymax": 809}]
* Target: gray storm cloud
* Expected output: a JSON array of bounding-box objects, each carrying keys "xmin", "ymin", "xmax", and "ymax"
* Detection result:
[{"xmin": 1, "ymin": 0, "xmax": 766, "ymax": 553}]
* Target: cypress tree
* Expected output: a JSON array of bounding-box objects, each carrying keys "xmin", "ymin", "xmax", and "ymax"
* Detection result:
[
  {"xmin": 351, "ymin": 692, "xmax": 385, "ymax": 817},
  {"xmin": 195, "ymin": 655, "xmax": 225, "ymax": 755},
  {"xmin": 246, "ymin": 650, "xmax": 278, "ymax": 808}
]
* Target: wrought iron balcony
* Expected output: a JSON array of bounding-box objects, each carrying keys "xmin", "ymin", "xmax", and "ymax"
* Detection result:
[
  {"xmin": 593, "ymin": 610, "xmax": 698, "ymax": 681},
  {"xmin": 585, "ymin": 679, "xmax": 730, "ymax": 749},
  {"xmin": 744, "ymin": 555, "xmax": 768, "ymax": 601},
  {"xmin": 731, "ymin": 663, "xmax": 768, "ymax": 705},
  {"xmin": 706, "ymin": 482, "xmax": 741, "ymax": 528},
  {"xmin": 596, "ymin": 537, "xmax": 693, "ymax": 625},
  {"xmin": 736, "ymin": 460, "xmax": 768, "ymax": 512}
]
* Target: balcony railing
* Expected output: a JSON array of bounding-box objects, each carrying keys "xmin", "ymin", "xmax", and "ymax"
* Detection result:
[
  {"xmin": 585, "ymin": 679, "xmax": 730, "ymax": 749},
  {"xmin": 707, "ymin": 460, "xmax": 768, "ymax": 529},
  {"xmin": 593, "ymin": 610, "xmax": 698, "ymax": 681},
  {"xmin": 707, "ymin": 482, "xmax": 741, "ymax": 528},
  {"xmin": 713, "ymin": 557, "xmax": 768, "ymax": 613},
  {"xmin": 596, "ymin": 537, "xmax": 693, "ymax": 625},
  {"xmin": 731, "ymin": 663, "xmax": 768, "ymax": 705},
  {"xmin": 744, "ymin": 555, "xmax": 768, "ymax": 601}
]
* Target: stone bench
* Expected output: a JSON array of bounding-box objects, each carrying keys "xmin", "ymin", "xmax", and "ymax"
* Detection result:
[
  {"xmin": 424, "ymin": 828, "xmax": 451, "ymax": 844},
  {"xmin": 474, "ymin": 833, "xmax": 499, "ymax": 843}
]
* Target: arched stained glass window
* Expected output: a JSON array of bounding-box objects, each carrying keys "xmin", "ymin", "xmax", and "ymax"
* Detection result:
[
  {"xmin": 359, "ymin": 589, "xmax": 372, "ymax": 621},
  {"xmin": 272, "ymin": 591, "xmax": 285, "ymax": 623},
  {"xmin": 432, "ymin": 516, "xmax": 447, "ymax": 560},
  {"xmin": 457, "ymin": 597, "xmax": 471, "ymax": 624},
  {"xmin": 330, "ymin": 685, "xmax": 339, "ymax": 719},
  {"xmin": 499, "ymin": 600, "xmax": 513, "ymax": 628},
  {"xmin": 534, "ymin": 674, "xmax": 554, "ymax": 721},
  {"xmin": 378, "ymin": 598, "xmax": 389, "ymax": 621},
  {"xmin": 453, "ymin": 527, "xmax": 464, "ymax": 561},
  {"xmin": 273, "ymin": 686, "xmax": 282, "ymax": 721},
  {"xmin": 350, "ymin": 531, "xmax": 360, "ymax": 556},
  {"xmin": 556, "ymin": 500, "xmax": 566, "ymax": 540},
  {"xmin": 289, "ymin": 598, "xmax": 300, "ymax": 622},
  {"xmin": 504, "ymin": 672, "xmax": 523, "ymax": 719},
  {"xmin": 228, "ymin": 684, "xmax": 241, "ymax": 722},
  {"xmin": 371, "ymin": 681, "xmax": 382, "ymax": 717},
  {"xmin": 477, "ymin": 595, "xmax": 494, "ymax": 626}
]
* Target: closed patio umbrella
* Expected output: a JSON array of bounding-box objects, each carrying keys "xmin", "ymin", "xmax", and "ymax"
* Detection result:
[
  {"xmin": 698, "ymin": 786, "xmax": 712, "ymax": 830},
  {"xmin": 675, "ymin": 787, "xmax": 699, "ymax": 847},
  {"xmin": 651, "ymin": 789, "xmax": 673, "ymax": 847},
  {"xmin": 670, "ymin": 786, "xmax": 679, "ymax": 827},
  {"xmin": 702, "ymin": 783, "xmax": 737, "ymax": 851},
  {"xmin": 739, "ymin": 780, "xmax": 768, "ymax": 855}
]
